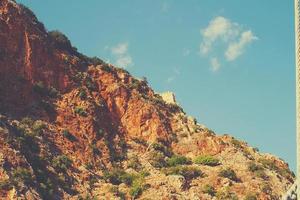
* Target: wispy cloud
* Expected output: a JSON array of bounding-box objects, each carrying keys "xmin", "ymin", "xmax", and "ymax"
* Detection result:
[
  {"xmin": 210, "ymin": 57, "xmax": 220, "ymax": 72},
  {"xmin": 200, "ymin": 16, "xmax": 257, "ymax": 71},
  {"xmin": 109, "ymin": 42, "xmax": 133, "ymax": 68},
  {"xmin": 225, "ymin": 30, "xmax": 258, "ymax": 61},
  {"xmin": 166, "ymin": 68, "xmax": 180, "ymax": 83}
]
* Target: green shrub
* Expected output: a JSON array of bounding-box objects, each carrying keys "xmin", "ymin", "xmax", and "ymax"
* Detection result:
[
  {"xmin": 130, "ymin": 182, "xmax": 143, "ymax": 199},
  {"xmin": 33, "ymin": 82, "xmax": 59, "ymax": 98},
  {"xmin": 49, "ymin": 30, "xmax": 77, "ymax": 51},
  {"xmin": 52, "ymin": 155, "xmax": 72, "ymax": 172},
  {"xmin": 62, "ymin": 129, "xmax": 76, "ymax": 141},
  {"xmin": 166, "ymin": 155, "xmax": 191, "ymax": 167},
  {"xmin": 96, "ymin": 129, "xmax": 105, "ymax": 139},
  {"xmin": 74, "ymin": 106, "xmax": 88, "ymax": 117},
  {"xmin": 32, "ymin": 121, "xmax": 46, "ymax": 136},
  {"xmin": 78, "ymin": 88, "xmax": 87, "ymax": 99},
  {"xmin": 149, "ymin": 152, "xmax": 167, "ymax": 168},
  {"xmin": 12, "ymin": 167, "xmax": 33, "ymax": 185},
  {"xmin": 202, "ymin": 184, "xmax": 216, "ymax": 196},
  {"xmin": 261, "ymin": 183, "xmax": 272, "ymax": 194},
  {"xmin": 218, "ymin": 168, "xmax": 239, "ymax": 182},
  {"xmin": 85, "ymin": 78, "xmax": 97, "ymax": 91},
  {"xmin": 109, "ymin": 186, "xmax": 126, "ymax": 200},
  {"xmin": 128, "ymin": 155, "xmax": 142, "ymax": 170},
  {"xmin": 33, "ymin": 81, "xmax": 47, "ymax": 96},
  {"xmin": 20, "ymin": 117, "xmax": 34, "ymax": 126},
  {"xmin": 89, "ymin": 56, "xmax": 104, "ymax": 65},
  {"xmin": 248, "ymin": 162, "xmax": 263, "ymax": 172},
  {"xmin": 258, "ymin": 158, "xmax": 277, "ymax": 170},
  {"xmin": 244, "ymin": 193, "xmax": 257, "ymax": 200},
  {"xmin": 254, "ymin": 170, "xmax": 268, "ymax": 180},
  {"xmin": 85, "ymin": 162, "xmax": 94, "ymax": 170},
  {"xmin": 0, "ymin": 180, "xmax": 13, "ymax": 190},
  {"xmin": 231, "ymin": 138, "xmax": 242, "ymax": 149},
  {"xmin": 103, "ymin": 169, "xmax": 134, "ymax": 185},
  {"xmin": 163, "ymin": 166, "xmax": 203, "ymax": 180},
  {"xmin": 151, "ymin": 142, "xmax": 172, "ymax": 157},
  {"xmin": 194, "ymin": 155, "xmax": 220, "ymax": 166},
  {"xmin": 216, "ymin": 189, "xmax": 238, "ymax": 200},
  {"xmin": 101, "ymin": 65, "xmax": 113, "ymax": 72},
  {"xmin": 89, "ymin": 143, "xmax": 100, "ymax": 155}
]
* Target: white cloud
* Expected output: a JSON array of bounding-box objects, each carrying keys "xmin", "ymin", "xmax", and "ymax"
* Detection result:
[
  {"xmin": 111, "ymin": 43, "xmax": 128, "ymax": 55},
  {"xmin": 200, "ymin": 16, "xmax": 239, "ymax": 55},
  {"xmin": 109, "ymin": 42, "xmax": 133, "ymax": 68},
  {"xmin": 225, "ymin": 30, "xmax": 258, "ymax": 61},
  {"xmin": 199, "ymin": 16, "xmax": 257, "ymax": 71},
  {"xmin": 210, "ymin": 57, "xmax": 220, "ymax": 72}
]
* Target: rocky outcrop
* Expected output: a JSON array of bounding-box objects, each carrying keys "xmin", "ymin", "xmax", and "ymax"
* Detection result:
[{"xmin": 0, "ymin": 1, "xmax": 295, "ymax": 199}]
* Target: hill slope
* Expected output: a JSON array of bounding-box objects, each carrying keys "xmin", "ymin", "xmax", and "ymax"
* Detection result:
[{"xmin": 0, "ymin": 1, "xmax": 294, "ymax": 199}]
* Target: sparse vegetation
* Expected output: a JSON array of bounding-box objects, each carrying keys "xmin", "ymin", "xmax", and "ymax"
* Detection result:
[
  {"xmin": 218, "ymin": 168, "xmax": 239, "ymax": 182},
  {"xmin": 166, "ymin": 155, "xmax": 191, "ymax": 167},
  {"xmin": 103, "ymin": 168, "xmax": 134, "ymax": 185},
  {"xmin": 163, "ymin": 166, "xmax": 203, "ymax": 180},
  {"xmin": 194, "ymin": 155, "xmax": 220, "ymax": 166},
  {"xmin": 231, "ymin": 138, "xmax": 242, "ymax": 149},
  {"xmin": 74, "ymin": 106, "xmax": 88, "ymax": 117},
  {"xmin": 78, "ymin": 88, "xmax": 87, "ymax": 99},
  {"xmin": 12, "ymin": 167, "xmax": 33, "ymax": 185},
  {"xmin": 0, "ymin": 180, "xmax": 13, "ymax": 190},
  {"xmin": 33, "ymin": 81, "xmax": 59, "ymax": 98},
  {"xmin": 52, "ymin": 155, "xmax": 72, "ymax": 172},
  {"xmin": 32, "ymin": 120, "xmax": 46, "ymax": 136},
  {"xmin": 49, "ymin": 30, "xmax": 77, "ymax": 52},
  {"xmin": 149, "ymin": 152, "xmax": 167, "ymax": 168},
  {"xmin": 151, "ymin": 142, "xmax": 172, "ymax": 157},
  {"xmin": 244, "ymin": 193, "xmax": 257, "ymax": 200},
  {"xmin": 216, "ymin": 188, "xmax": 238, "ymax": 200},
  {"xmin": 128, "ymin": 155, "xmax": 142, "ymax": 170},
  {"xmin": 202, "ymin": 184, "xmax": 216, "ymax": 196},
  {"xmin": 62, "ymin": 129, "xmax": 76, "ymax": 141}
]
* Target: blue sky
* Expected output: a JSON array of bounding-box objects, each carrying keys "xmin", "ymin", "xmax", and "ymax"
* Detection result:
[{"xmin": 17, "ymin": 0, "xmax": 295, "ymax": 171}]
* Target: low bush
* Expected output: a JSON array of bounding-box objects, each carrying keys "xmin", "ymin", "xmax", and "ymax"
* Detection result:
[
  {"xmin": 194, "ymin": 155, "xmax": 220, "ymax": 166},
  {"xmin": 218, "ymin": 168, "xmax": 239, "ymax": 182},
  {"xmin": 244, "ymin": 193, "xmax": 257, "ymax": 200},
  {"xmin": 49, "ymin": 30, "xmax": 77, "ymax": 52},
  {"xmin": 74, "ymin": 106, "xmax": 88, "ymax": 117},
  {"xmin": 166, "ymin": 155, "xmax": 191, "ymax": 167},
  {"xmin": 103, "ymin": 168, "xmax": 134, "ymax": 185},
  {"xmin": 149, "ymin": 152, "xmax": 167, "ymax": 168},
  {"xmin": 231, "ymin": 138, "xmax": 242, "ymax": 149},
  {"xmin": 216, "ymin": 189, "xmax": 238, "ymax": 200},
  {"xmin": 32, "ymin": 121, "xmax": 46, "ymax": 136},
  {"xmin": 12, "ymin": 167, "xmax": 33, "ymax": 185},
  {"xmin": 33, "ymin": 82, "xmax": 59, "ymax": 98},
  {"xmin": 0, "ymin": 180, "xmax": 13, "ymax": 190},
  {"xmin": 62, "ymin": 129, "xmax": 76, "ymax": 141},
  {"xmin": 163, "ymin": 166, "xmax": 203, "ymax": 180},
  {"xmin": 151, "ymin": 142, "xmax": 173, "ymax": 157},
  {"xmin": 52, "ymin": 155, "xmax": 72, "ymax": 172},
  {"xmin": 78, "ymin": 88, "xmax": 87, "ymax": 100},
  {"xmin": 202, "ymin": 184, "xmax": 216, "ymax": 196},
  {"xmin": 128, "ymin": 155, "xmax": 142, "ymax": 170}
]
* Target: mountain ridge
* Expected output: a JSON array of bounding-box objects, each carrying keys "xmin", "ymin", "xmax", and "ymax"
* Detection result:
[{"xmin": 0, "ymin": 1, "xmax": 295, "ymax": 199}]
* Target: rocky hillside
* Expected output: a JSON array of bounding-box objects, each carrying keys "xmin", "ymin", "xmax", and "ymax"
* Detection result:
[{"xmin": 0, "ymin": 1, "xmax": 295, "ymax": 199}]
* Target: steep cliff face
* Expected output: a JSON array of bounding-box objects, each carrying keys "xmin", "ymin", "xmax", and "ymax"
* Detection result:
[{"xmin": 0, "ymin": 1, "xmax": 295, "ymax": 199}]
